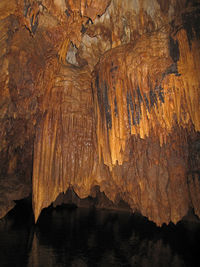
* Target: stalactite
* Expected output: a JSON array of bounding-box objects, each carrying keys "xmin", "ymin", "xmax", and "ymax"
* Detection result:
[
  {"xmin": 1, "ymin": 0, "xmax": 200, "ymax": 226},
  {"xmin": 89, "ymin": 12, "xmax": 200, "ymax": 225},
  {"xmin": 32, "ymin": 65, "xmax": 96, "ymax": 222},
  {"xmin": 93, "ymin": 26, "xmax": 200, "ymax": 169}
]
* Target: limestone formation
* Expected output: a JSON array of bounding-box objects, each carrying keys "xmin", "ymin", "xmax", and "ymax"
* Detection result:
[{"xmin": 0, "ymin": 0, "xmax": 199, "ymax": 226}]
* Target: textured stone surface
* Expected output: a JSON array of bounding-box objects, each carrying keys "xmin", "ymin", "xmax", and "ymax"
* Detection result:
[
  {"xmin": 32, "ymin": 64, "xmax": 96, "ymax": 220},
  {"xmin": 0, "ymin": 0, "xmax": 200, "ymax": 225},
  {"xmin": 0, "ymin": 175, "xmax": 31, "ymax": 219}
]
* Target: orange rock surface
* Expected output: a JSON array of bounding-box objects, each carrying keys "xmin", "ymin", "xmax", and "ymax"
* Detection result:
[{"xmin": 0, "ymin": 0, "xmax": 199, "ymax": 225}]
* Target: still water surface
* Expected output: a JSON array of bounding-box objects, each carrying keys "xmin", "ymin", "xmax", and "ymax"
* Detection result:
[{"xmin": 0, "ymin": 201, "xmax": 200, "ymax": 267}]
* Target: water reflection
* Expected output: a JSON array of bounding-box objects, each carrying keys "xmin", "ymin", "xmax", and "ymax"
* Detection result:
[{"xmin": 0, "ymin": 204, "xmax": 200, "ymax": 267}]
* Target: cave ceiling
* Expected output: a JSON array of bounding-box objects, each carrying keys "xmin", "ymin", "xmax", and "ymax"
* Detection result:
[{"xmin": 0, "ymin": 0, "xmax": 200, "ymax": 226}]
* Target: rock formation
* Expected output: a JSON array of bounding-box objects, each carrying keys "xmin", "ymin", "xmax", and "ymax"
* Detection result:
[{"xmin": 0, "ymin": 0, "xmax": 200, "ymax": 226}]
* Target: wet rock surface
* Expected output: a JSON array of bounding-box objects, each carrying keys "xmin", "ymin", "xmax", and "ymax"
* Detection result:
[
  {"xmin": 0, "ymin": 175, "xmax": 31, "ymax": 219},
  {"xmin": 0, "ymin": 0, "xmax": 200, "ymax": 225}
]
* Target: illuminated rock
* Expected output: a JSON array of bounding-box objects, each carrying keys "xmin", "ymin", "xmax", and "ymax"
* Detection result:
[{"xmin": 0, "ymin": 0, "xmax": 199, "ymax": 225}]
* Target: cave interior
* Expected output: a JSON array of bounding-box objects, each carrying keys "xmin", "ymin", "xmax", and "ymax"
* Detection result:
[{"xmin": 0, "ymin": 0, "xmax": 200, "ymax": 228}]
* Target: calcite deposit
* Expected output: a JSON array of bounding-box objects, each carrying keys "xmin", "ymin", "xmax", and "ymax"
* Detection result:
[{"xmin": 0, "ymin": 0, "xmax": 199, "ymax": 226}]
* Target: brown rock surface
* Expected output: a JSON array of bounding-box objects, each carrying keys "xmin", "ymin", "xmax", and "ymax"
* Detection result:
[
  {"xmin": 0, "ymin": 0, "xmax": 199, "ymax": 225},
  {"xmin": 0, "ymin": 175, "xmax": 31, "ymax": 219}
]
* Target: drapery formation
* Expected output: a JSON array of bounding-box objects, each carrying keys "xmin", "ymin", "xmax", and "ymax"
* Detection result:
[
  {"xmin": 27, "ymin": 1, "xmax": 200, "ymax": 225},
  {"xmin": 0, "ymin": 0, "xmax": 199, "ymax": 225},
  {"xmin": 33, "ymin": 65, "xmax": 96, "ymax": 221},
  {"xmin": 93, "ymin": 27, "xmax": 200, "ymax": 168}
]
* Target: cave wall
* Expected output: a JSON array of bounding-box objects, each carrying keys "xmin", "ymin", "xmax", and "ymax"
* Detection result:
[{"xmin": 0, "ymin": 0, "xmax": 200, "ymax": 226}]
